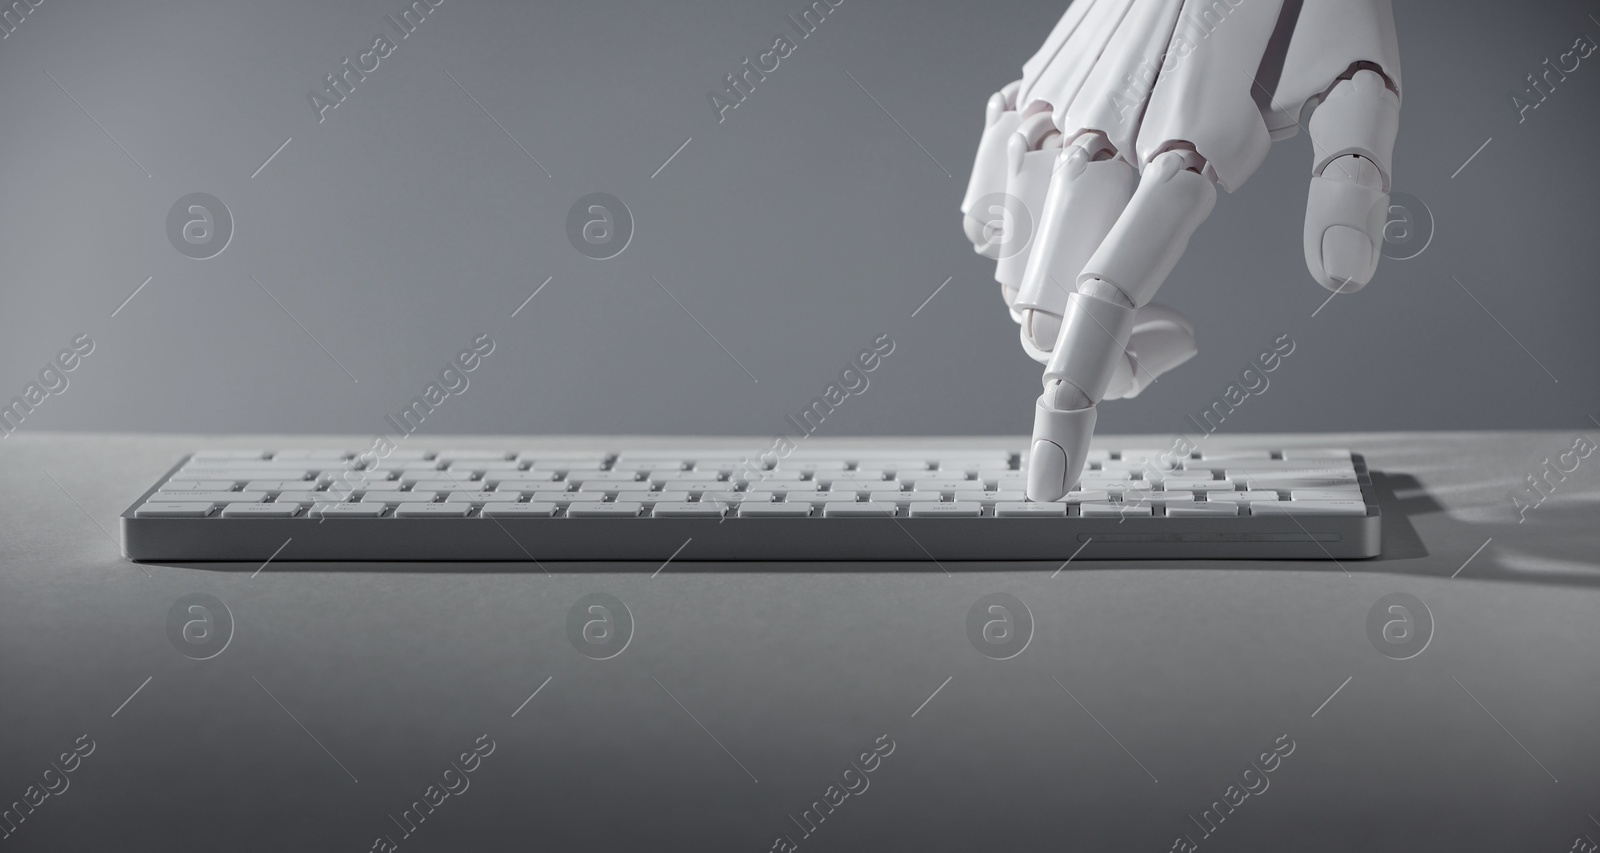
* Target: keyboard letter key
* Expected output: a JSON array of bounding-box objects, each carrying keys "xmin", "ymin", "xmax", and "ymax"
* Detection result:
[{"xmin": 136, "ymin": 501, "xmax": 215, "ymax": 518}]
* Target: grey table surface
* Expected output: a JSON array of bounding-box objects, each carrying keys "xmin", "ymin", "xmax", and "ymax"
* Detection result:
[{"xmin": 2, "ymin": 430, "xmax": 1598, "ymax": 852}]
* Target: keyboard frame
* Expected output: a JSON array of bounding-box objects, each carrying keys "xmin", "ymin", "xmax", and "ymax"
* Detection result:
[{"xmin": 121, "ymin": 453, "xmax": 1382, "ymax": 562}]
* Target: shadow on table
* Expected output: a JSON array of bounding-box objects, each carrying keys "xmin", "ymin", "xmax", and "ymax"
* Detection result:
[
  {"xmin": 1367, "ymin": 471, "xmax": 1434, "ymax": 563},
  {"xmin": 1360, "ymin": 469, "xmax": 1600, "ymax": 589}
]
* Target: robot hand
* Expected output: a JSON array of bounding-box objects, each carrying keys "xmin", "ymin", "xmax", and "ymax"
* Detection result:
[{"xmin": 960, "ymin": 0, "xmax": 1401, "ymax": 500}]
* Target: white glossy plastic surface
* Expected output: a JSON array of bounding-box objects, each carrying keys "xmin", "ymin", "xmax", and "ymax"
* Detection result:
[{"xmin": 961, "ymin": 0, "xmax": 1401, "ymax": 495}]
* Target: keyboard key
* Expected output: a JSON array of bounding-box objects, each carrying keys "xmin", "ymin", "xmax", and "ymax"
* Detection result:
[
  {"xmin": 420, "ymin": 471, "xmax": 482, "ymax": 485},
  {"xmin": 192, "ymin": 470, "xmax": 313, "ymax": 482},
  {"xmin": 482, "ymin": 471, "xmax": 560, "ymax": 484},
  {"xmin": 667, "ymin": 480, "xmax": 728, "ymax": 494},
  {"xmin": 1079, "ymin": 502, "xmax": 1152, "ymax": 517},
  {"xmin": 445, "ymin": 491, "xmax": 524, "ymax": 502},
  {"xmin": 646, "ymin": 459, "xmax": 756, "ymax": 472},
  {"xmin": 1080, "ymin": 466, "xmax": 1137, "ymax": 479},
  {"xmin": 480, "ymin": 503, "xmax": 559, "ymax": 517},
  {"xmin": 994, "ymin": 502, "xmax": 1066, "ymax": 517},
  {"xmin": 614, "ymin": 490, "xmax": 690, "ymax": 502},
  {"xmin": 272, "ymin": 450, "xmax": 351, "ymax": 460},
  {"xmin": 855, "ymin": 459, "xmax": 931, "ymax": 472},
  {"xmin": 446, "ymin": 459, "xmax": 524, "ymax": 471},
  {"xmin": 192, "ymin": 450, "xmax": 267, "ymax": 460},
  {"xmin": 1249, "ymin": 500, "xmax": 1367, "ymax": 517},
  {"xmin": 761, "ymin": 481, "xmax": 821, "ymax": 492},
  {"xmin": 652, "ymin": 472, "xmax": 726, "ymax": 484},
  {"xmin": 909, "ymin": 501, "xmax": 983, "ymax": 517},
  {"xmin": 135, "ymin": 501, "xmax": 215, "ymax": 517},
  {"xmin": 1118, "ymin": 450, "xmax": 1185, "ymax": 470},
  {"xmin": 738, "ymin": 503, "xmax": 813, "ymax": 517},
  {"xmin": 869, "ymin": 491, "xmax": 941, "ymax": 503},
  {"xmin": 243, "ymin": 479, "xmax": 318, "ymax": 492},
  {"xmin": 651, "ymin": 502, "xmax": 726, "ymax": 518},
  {"xmin": 1230, "ymin": 472, "xmax": 1359, "ymax": 489},
  {"xmin": 394, "ymin": 503, "xmax": 471, "ymax": 517},
  {"xmin": 622, "ymin": 460, "xmax": 687, "ymax": 473},
  {"xmin": 310, "ymin": 503, "xmax": 388, "ymax": 517},
  {"xmin": 527, "ymin": 459, "xmax": 609, "ymax": 470},
  {"xmin": 528, "ymin": 492, "xmax": 605, "ymax": 503},
  {"xmin": 157, "ymin": 490, "xmax": 266, "ymax": 503},
  {"xmin": 1224, "ymin": 461, "xmax": 1358, "ymax": 473},
  {"xmin": 1075, "ymin": 479, "xmax": 1154, "ymax": 491},
  {"xmin": 1164, "ymin": 503, "xmax": 1240, "ymax": 517},
  {"xmin": 410, "ymin": 480, "xmax": 480, "ymax": 493},
  {"xmin": 1184, "ymin": 480, "xmax": 1241, "ymax": 492},
  {"xmin": 395, "ymin": 468, "xmax": 447, "ymax": 481},
  {"xmin": 955, "ymin": 490, "xmax": 1027, "ymax": 503},
  {"xmin": 744, "ymin": 490, "xmax": 811, "ymax": 502},
  {"xmin": 1159, "ymin": 480, "xmax": 1238, "ymax": 492},
  {"xmin": 820, "ymin": 471, "xmax": 890, "ymax": 488},
  {"xmin": 691, "ymin": 462, "xmax": 764, "ymax": 474},
  {"xmin": 1125, "ymin": 491, "xmax": 1195, "ymax": 503},
  {"xmin": 1203, "ymin": 491, "xmax": 1283, "ymax": 502},
  {"xmin": 1291, "ymin": 489, "xmax": 1365, "ymax": 501},
  {"xmin": 733, "ymin": 470, "xmax": 808, "ymax": 483},
  {"xmin": 221, "ymin": 503, "xmax": 302, "ymax": 517},
  {"xmin": 567, "ymin": 502, "xmax": 642, "ymax": 517},
  {"xmin": 774, "ymin": 460, "xmax": 849, "ymax": 471},
  {"xmin": 1060, "ymin": 491, "xmax": 1111, "ymax": 503},
  {"xmin": 343, "ymin": 480, "xmax": 404, "ymax": 492},
  {"xmin": 273, "ymin": 491, "xmax": 347, "ymax": 504},
  {"xmin": 160, "ymin": 480, "xmax": 242, "ymax": 492},
  {"xmin": 823, "ymin": 501, "xmax": 896, "ymax": 517},
  {"xmin": 900, "ymin": 477, "xmax": 980, "ymax": 492},
  {"xmin": 699, "ymin": 491, "xmax": 753, "ymax": 505},
  {"xmin": 580, "ymin": 480, "xmax": 642, "ymax": 492},
  {"xmin": 564, "ymin": 471, "xmax": 646, "ymax": 484},
  {"xmin": 782, "ymin": 491, "xmax": 857, "ymax": 503}
]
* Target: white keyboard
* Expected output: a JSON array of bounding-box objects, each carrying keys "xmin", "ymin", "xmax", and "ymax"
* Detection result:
[{"xmin": 121, "ymin": 446, "xmax": 1380, "ymax": 561}]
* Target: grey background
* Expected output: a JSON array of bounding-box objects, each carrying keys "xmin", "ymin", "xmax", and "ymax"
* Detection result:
[{"xmin": 1, "ymin": 0, "xmax": 1596, "ymax": 440}]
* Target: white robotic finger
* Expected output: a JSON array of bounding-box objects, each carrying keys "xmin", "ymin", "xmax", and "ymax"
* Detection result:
[
  {"xmin": 961, "ymin": 81, "xmax": 1023, "ymax": 253},
  {"xmin": 995, "ymin": 112, "xmax": 1063, "ymax": 310},
  {"xmin": 1261, "ymin": 0, "xmax": 1401, "ymax": 138},
  {"xmin": 1055, "ymin": 0, "xmax": 1184, "ymax": 158},
  {"xmin": 1078, "ymin": 148, "xmax": 1217, "ymax": 306},
  {"xmin": 1027, "ymin": 149, "xmax": 1219, "ymax": 501},
  {"xmin": 1302, "ymin": 69, "xmax": 1400, "ymax": 292},
  {"xmin": 1020, "ymin": 0, "xmax": 1128, "ymax": 113},
  {"xmin": 1028, "ymin": 292, "xmax": 1135, "ymax": 500},
  {"xmin": 1137, "ymin": 0, "xmax": 1286, "ymax": 191},
  {"xmin": 1014, "ymin": 132, "xmax": 1136, "ymax": 362}
]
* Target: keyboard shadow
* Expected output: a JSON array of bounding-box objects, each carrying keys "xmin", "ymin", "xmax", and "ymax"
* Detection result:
[
  {"xmin": 1358, "ymin": 468, "xmax": 1600, "ymax": 589},
  {"xmin": 1366, "ymin": 470, "xmax": 1433, "ymax": 563}
]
